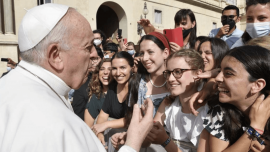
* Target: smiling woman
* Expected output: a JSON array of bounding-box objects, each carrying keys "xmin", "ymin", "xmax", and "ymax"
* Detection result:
[
  {"xmin": 197, "ymin": 37, "xmax": 229, "ymax": 71},
  {"xmin": 200, "ymin": 45, "xmax": 270, "ymax": 152},
  {"xmin": 84, "ymin": 58, "xmax": 113, "ymax": 128},
  {"xmin": 91, "ymin": 51, "xmax": 134, "ymax": 150}
]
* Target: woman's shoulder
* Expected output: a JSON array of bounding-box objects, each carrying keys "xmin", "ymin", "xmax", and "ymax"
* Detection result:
[
  {"xmin": 203, "ymin": 104, "xmax": 228, "ymax": 141},
  {"xmin": 108, "ymin": 82, "xmax": 117, "ymax": 92}
]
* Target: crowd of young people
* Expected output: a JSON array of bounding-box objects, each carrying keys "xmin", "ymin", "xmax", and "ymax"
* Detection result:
[{"xmin": 77, "ymin": 0, "xmax": 270, "ymax": 152}]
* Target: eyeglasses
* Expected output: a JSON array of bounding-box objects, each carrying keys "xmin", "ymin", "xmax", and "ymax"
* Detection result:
[
  {"xmin": 221, "ymin": 15, "xmax": 237, "ymax": 20},
  {"xmin": 163, "ymin": 68, "xmax": 196, "ymax": 79},
  {"xmin": 90, "ymin": 57, "xmax": 100, "ymax": 63}
]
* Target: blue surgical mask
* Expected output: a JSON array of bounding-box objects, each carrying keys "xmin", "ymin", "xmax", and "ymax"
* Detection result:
[
  {"xmin": 104, "ymin": 55, "xmax": 110, "ymax": 59},
  {"xmin": 127, "ymin": 50, "xmax": 135, "ymax": 55},
  {"xmin": 246, "ymin": 22, "xmax": 270, "ymax": 38},
  {"xmin": 7, "ymin": 67, "xmax": 12, "ymax": 72}
]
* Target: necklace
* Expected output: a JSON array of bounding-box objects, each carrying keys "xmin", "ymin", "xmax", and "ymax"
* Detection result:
[
  {"xmin": 18, "ymin": 65, "xmax": 70, "ymax": 109},
  {"xmin": 149, "ymin": 74, "xmax": 166, "ymax": 88}
]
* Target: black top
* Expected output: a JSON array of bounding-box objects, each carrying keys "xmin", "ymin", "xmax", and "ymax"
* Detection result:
[
  {"xmin": 86, "ymin": 94, "xmax": 106, "ymax": 119},
  {"xmin": 72, "ymin": 73, "xmax": 92, "ymax": 120},
  {"xmin": 102, "ymin": 84, "xmax": 127, "ymax": 119}
]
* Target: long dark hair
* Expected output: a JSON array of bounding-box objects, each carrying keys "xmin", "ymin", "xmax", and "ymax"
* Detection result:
[
  {"xmin": 174, "ymin": 9, "xmax": 197, "ymax": 49},
  {"xmin": 88, "ymin": 59, "xmax": 111, "ymax": 100},
  {"xmin": 198, "ymin": 37, "xmax": 229, "ymax": 69},
  {"xmin": 242, "ymin": 0, "xmax": 270, "ymax": 44},
  {"xmin": 111, "ymin": 51, "xmax": 134, "ymax": 68},
  {"xmin": 209, "ymin": 45, "xmax": 270, "ymax": 144},
  {"xmin": 124, "ymin": 34, "xmax": 168, "ymax": 127}
]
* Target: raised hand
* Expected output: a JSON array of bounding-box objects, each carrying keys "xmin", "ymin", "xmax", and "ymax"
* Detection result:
[
  {"xmin": 216, "ymin": 25, "xmax": 230, "ymax": 38},
  {"xmin": 138, "ymin": 19, "xmax": 155, "ymax": 34}
]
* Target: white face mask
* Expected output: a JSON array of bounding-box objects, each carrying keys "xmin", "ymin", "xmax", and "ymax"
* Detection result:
[
  {"xmin": 246, "ymin": 22, "xmax": 270, "ymax": 38},
  {"xmin": 93, "ymin": 39, "xmax": 102, "ymax": 46},
  {"xmin": 127, "ymin": 50, "xmax": 135, "ymax": 55},
  {"xmin": 7, "ymin": 67, "xmax": 12, "ymax": 72},
  {"xmin": 104, "ymin": 55, "xmax": 110, "ymax": 59}
]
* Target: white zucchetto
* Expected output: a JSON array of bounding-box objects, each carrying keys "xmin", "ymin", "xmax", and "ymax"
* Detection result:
[{"xmin": 18, "ymin": 3, "xmax": 69, "ymax": 52}]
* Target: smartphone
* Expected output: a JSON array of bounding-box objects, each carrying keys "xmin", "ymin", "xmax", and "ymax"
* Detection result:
[
  {"xmin": 1, "ymin": 58, "xmax": 9, "ymax": 62},
  {"xmin": 118, "ymin": 29, "xmax": 122, "ymax": 39},
  {"xmin": 163, "ymin": 28, "xmax": 184, "ymax": 47}
]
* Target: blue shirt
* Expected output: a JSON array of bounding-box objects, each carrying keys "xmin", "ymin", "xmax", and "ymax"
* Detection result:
[{"xmin": 209, "ymin": 27, "xmax": 244, "ymax": 48}]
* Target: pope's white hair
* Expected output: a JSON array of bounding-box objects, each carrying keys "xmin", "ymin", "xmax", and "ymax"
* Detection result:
[{"xmin": 20, "ymin": 8, "xmax": 76, "ymax": 65}]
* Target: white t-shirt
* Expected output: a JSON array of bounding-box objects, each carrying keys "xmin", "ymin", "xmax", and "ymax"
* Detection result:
[{"xmin": 164, "ymin": 96, "xmax": 209, "ymax": 147}]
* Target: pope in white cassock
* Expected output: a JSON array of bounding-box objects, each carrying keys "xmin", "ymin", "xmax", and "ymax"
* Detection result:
[{"xmin": 0, "ymin": 4, "xmax": 153, "ymax": 152}]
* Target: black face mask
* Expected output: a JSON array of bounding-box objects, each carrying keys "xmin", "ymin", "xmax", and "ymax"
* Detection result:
[
  {"xmin": 182, "ymin": 28, "xmax": 192, "ymax": 39},
  {"xmin": 222, "ymin": 19, "xmax": 236, "ymax": 31}
]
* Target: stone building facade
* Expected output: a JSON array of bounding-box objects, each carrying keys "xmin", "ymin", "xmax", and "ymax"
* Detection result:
[{"xmin": 0, "ymin": 0, "xmax": 246, "ymax": 75}]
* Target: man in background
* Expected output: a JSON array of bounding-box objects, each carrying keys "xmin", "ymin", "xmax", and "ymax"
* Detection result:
[{"xmin": 209, "ymin": 5, "xmax": 243, "ymax": 48}]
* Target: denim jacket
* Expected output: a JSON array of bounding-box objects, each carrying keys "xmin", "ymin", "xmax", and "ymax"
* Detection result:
[{"xmin": 136, "ymin": 75, "xmax": 169, "ymax": 116}]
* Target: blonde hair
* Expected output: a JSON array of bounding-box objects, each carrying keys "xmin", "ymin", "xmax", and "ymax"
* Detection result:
[
  {"xmin": 246, "ymin": 36, "xmax": 270, "ymax": 51},
  {"xmin": 166, "ymin": 49, "xmax": 204, "ymax": 71}
]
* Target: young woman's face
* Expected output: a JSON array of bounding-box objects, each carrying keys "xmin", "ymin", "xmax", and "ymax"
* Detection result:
[
  {"xmin": 246, "ymin": 4, "xmax": 270, "ymax": 23},
  {"xmin": 174, "ymin": 15, "xmax": 195, "ymax": 30},
  {"xmin": 111, "ymin": 58, "xmax": 132, "ymax": 84},
  {"xmin": 98, "ymin": 62, "xmax": 113, "ymax": 86},
  {"xmin": 216, "ymin": 56, "xmax": 254, "ymax": 107},
  {"xmin": 199, "ymin": 41, "xmax": 215, "ymax": 71},
  {"xmin": 139, "ymin": 40, "xmax": 169, "ymax": 74},
  {"xmin": 166, "ymin": 57, "xmax": 198, "ymax": 96}
]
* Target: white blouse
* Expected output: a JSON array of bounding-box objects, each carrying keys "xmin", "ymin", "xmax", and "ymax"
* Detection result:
[{"xmin": 164, "ymin": 96, "xmax": 209, "ymax": 147}]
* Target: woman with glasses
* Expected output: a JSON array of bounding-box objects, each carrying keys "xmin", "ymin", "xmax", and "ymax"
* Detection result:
[
  {"xmin": 143, "ymin": 49, "xmax": 209, "ymax": 152},
  {"xmin": 84, "ymin": 58, "xmax": 114, "ymax": 128}
]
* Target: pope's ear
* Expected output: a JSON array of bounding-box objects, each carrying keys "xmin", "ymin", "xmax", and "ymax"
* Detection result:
[{"xmin": 46, "ymin": 43, "xmax": 64, "ymax": 71}]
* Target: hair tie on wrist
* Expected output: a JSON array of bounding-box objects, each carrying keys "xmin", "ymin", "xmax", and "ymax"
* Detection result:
[{"xmin": 254, "ymin": 128, "xmax": 264, "ymax": 134}]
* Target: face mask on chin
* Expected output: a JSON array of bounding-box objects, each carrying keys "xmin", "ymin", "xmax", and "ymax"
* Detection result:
[
  {"xmin": 246, "ymin": 22, "xmax": 270, "ymax": 38},
  {"xmin": 104, "ymin": 55, "xmax": 110, "ymax": 59},
  {"xmin": 222, "ymin": 19, "xmax": 236, "ymax": 31},
  {"xmin": 127, "ymin": 50, "xmax": 135, "ymax": 55},
  {"xmin": 7, "ymin": 67, "xmax": 12, "ymax": 72},
  {"xmin": 182, "ymin": 28, "xmax": 193, "ymax": 39},
  {"xmin": 94, "ymin": 39, "xmax": 102, "ymax": 46}
]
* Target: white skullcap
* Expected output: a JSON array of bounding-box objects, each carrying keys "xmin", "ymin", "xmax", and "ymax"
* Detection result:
[{"xmin": 18, "ymin": 3, "xmax": 69, "ymax": 52}]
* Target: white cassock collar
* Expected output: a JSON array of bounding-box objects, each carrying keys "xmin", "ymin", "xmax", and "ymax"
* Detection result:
[{"xmin": 18, "ymin": 60, "xmax": 73, "ymax": 111}]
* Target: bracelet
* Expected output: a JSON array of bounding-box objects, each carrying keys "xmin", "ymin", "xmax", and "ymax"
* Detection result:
[
  {"xmin": 161, "ymin": 136, "xmax": 171, "ymax": 148},
  {"xmin": 257, "ymin": 137, "xmax": 266, "ymax": 145},
  {"xmin": 246, "ymin": 126, "xmax": 261, "ymax": 139},
  {"xmin": 246, "ymin": 126, "xmax": 265, "ymax": 145}
]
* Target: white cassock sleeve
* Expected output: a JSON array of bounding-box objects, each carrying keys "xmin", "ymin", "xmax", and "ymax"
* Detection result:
[
  {"xmin": 32, "ymin": 120, "xmax": 107, "ymax": 152},
  {"xmin": 118, "ymin": 145, "xmax": 137, "ymax": 152}
]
